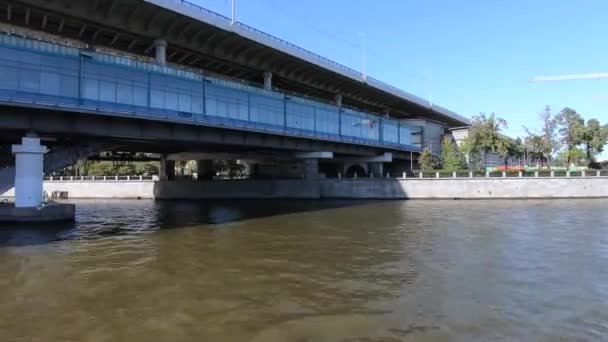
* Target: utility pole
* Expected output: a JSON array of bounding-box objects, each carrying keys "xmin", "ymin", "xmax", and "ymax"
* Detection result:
[
  {"xmin": 427, "ymin": 75, "xmax": 433, "ymax": 108},
  {"xmin": 360, "ymin": 32, "xmax": 366, "ymax": 81},
  {"xmin": 231, "ymin": 0, "xmax": 236, "ymax": 25}
]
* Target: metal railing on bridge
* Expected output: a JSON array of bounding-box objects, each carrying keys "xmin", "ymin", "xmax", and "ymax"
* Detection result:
[{"xmin": 0, "ymin": 33, "xmax": 421, "ymax": 152}]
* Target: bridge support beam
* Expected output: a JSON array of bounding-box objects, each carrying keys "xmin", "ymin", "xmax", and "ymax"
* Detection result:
[
  {"xmin": 12, "ymin": 134, "xmax": 48, "ymax": 208},
  {"xmin": 263, "ymin": 71, "xmax": 272, "ymax": 90},
  {"xmin": 154, "ymin": 39, "xmax": 167, "ymax": 64},
  {"xmin": 159, "ymin": 155, "xmax": 175, "ymax": 181}
]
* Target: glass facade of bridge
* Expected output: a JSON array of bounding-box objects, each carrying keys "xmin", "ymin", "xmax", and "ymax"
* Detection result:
[{"xmin": 0, "ymin": 33, "xmax": 421, "ymax": 151}]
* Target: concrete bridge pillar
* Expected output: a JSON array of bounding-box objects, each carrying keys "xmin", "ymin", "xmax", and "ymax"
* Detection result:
[
  {"xmin": 159, "ymin": 155, "xmax": 175, "ymax": 181},
  {"xmin": 263, "ymin": 71, "xmax": 273, "ymax": 90},
  {"xmin": 196, "ymin": 160, "xmax": 214, "ymax": 180},
  {"xmin": 368, "ymin": 162, "xmax": 384, "ymax": 178},
  {"xmin": 154, "ymin": 39, "xmax": 167, "ymax": 64},
  {"xmin": 304, "ymin": 159, "xmax": 319, "ymax": 180},
  {"xmin": 12, "ymin": 134, "xmax": 48, "ymax": 208}
]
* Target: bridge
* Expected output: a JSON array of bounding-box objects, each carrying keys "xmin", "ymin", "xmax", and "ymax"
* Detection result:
[{"xmin": 0, "ymin": 0, "xmax": 469, "ymax": 211}]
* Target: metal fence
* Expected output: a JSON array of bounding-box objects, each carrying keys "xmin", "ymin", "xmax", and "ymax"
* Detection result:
[
  {"xmin": 44, "ymin": 175, "xmax": 158, "ymax": 182},
  {"xmin": 332, "ymin": 170, "xmax": 608, "ymax": 180},
  {"xmin": 41, "ymin": 170, "xmax": 608, "ymax": 182}
]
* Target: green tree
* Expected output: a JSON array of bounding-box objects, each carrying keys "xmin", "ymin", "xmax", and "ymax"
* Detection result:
[
  {"xmin": 580, "ymin": 118, "xmax": 608, "ymax": 165},
  {"xmin": 512, "ymin": 137, "xmax": 525, "ymax": 167},
  {"xmin": 524, "ymin": 134, "xmax": 551, "ymax": 168},
  {"xmin": 496, "ymin": 136, "xmax": 516, "ymax": 170},
  {"xmin": 462, "ymin": 113, "xmax": 508, "ymax": 169},
  {"xmin": 418, "ymin": 147, "xmax": 436, "ymax": 171},
  {"xmin": 136, "ymin": 162, "xmax": 160, "ymax": 176},
  {"xmin": 459, "ymin": 138, "xmax": 479, "ymax": 169},
  {"xmin": 540, "ymin": 106, "xmax": 560, "ymax": 165},
  {"xmin": 74, "ymin": 159, "xmax": 92, "ymax": 176},
  {"xmin": 556, "ymin": 147, "xmax": 586, "ymax": 167},
  {"xmin": 87, "ymin": 162, "xmax": 114, "ymax": 175},
  {"xmin": 523, "ymin": 106, "xmax": 559, "ymax": 168},
  {"xmin": 555, "ymin": 107, "xmax": 584, "ymax": 165},
  {"xmin": 440, "ymin": 136, "xmax": 466, "ymax": 171}
]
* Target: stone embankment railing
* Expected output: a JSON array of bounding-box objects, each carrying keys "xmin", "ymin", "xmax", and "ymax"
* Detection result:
[
  {"xmin": 45, "ymin": 175, "xmax": 159, "ymax": 182},
  {"xmin": 339, "ymin": 170, "xmax": 608, "ymax": 180},
  {"xmin": 44, "ymin": 170, "xmax": 608, "ymax": 182}
]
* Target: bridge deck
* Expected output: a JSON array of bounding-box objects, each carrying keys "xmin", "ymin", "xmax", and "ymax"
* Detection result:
[{"xmin": 0, "ymin": 33, "xmax": 422, "ymax": 152}]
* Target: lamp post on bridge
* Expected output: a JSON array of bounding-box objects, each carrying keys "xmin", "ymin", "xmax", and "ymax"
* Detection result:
[
  {"xmin": 360, "ymin": 32, "xmax": 366, "ymax": 81},
  {"xmin": 231, "ymin": 0, "xmax": 236, "ymax": 25}
]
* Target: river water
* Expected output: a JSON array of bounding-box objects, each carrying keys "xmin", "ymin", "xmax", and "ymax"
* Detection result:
[{"xmin": 1, "ymin": 199, "xmax": 607, "ymax": 341}]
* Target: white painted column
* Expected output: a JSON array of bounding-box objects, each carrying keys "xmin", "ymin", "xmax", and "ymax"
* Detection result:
[
  {"xmin": 263, "ymin": 71, "xmax": 273, "ymax": 90},
  {"xmin": 154, "ymin": 39, "xmax": 167, "ymax": 64},
  {"xmin": 334, "ymin": 94, "xmax": 343, "ymax": 107},
  {"xmin": 12, "ymin": 136, "xmax": 48, "ymax": 208}
]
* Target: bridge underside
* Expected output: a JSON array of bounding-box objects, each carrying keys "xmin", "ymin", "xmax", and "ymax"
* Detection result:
[
  {"xmin": 0, "ymin": 106, "xmax": 416, "ymax": 159},
  {"xmin": 0, "ymin": 106, "xmax": 418, "ymax": 203}
]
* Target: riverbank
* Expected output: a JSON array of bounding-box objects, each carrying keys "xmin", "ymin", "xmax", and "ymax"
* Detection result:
[{"xmin": 2, "ymin": 176, "xmax": 607, "ymax": 199}]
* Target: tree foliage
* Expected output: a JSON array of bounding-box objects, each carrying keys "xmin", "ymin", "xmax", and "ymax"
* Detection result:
[
  {"xmin": 418, "ymin": 147, "xmax": 436, "ymax": 171},
  {"xmin": 523, "ymin": 106, "xmax": 559, "ymax": 168},
  {"xmin": 496, "ymin": 136, "xmax": 524, "ymax": 169},
  {"xmin": 461, "ymin": 106, "xmax": 608, "ymax": 170},
  {"xmin": 580, "ymin": 118, "xmax": 608, "ymax": 164},
  {"xmin": 440, "ymin": 136, "xmax": 466, "ymax": 171},
  {"xmin": 555, "ymin": 107, "xmax": 585, "ymax": 165},
  {"xmin": 462, "ymin": 112, "xmax": 508, "ymax": 169},
  {"xmin": 555, "ymin": 147, "xmax": 586, "ymax": 167}
]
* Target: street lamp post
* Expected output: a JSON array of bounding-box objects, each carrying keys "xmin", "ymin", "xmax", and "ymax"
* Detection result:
[
  {"xmin": 231, "ymin": 0, "xmax": 236, "ymax": 25},
  {"xmin": 360, "ymin": 32, "xmax": 366, "ymax": 81}
]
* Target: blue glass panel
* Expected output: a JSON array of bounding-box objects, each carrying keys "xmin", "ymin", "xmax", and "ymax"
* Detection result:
[
  {"xmin": 40, "ymin": 72, "xmax": 61, "ymax": 96},
  {"xmin": 0, "ymin": 66, "xmax": 19, "ymax": 90},
  {"xmin": 150, "ymin": 89, "xmax": 164, "ymax": 109},
  {"xmin": 133, "ymin": 87, "xmax": 147, "ymax": 107},
  {"xmin": 82, "ymin": 79, "xmax": 99, "ymax": 100},
  {"xmin": 286, "ymin": 100, "xmax": 314, "ymax": 130},
  {"xmin": 0, "ymin": 33, "xmax": 423, "ymax": 152},
  {"xmin": 19, "ymin": 69, "xmax": 40, "ymax": 92},
  {"xmin": 99, "ymin": 80, "xmax": 116, "ymax": 103},
  {"xmin": 117, "ymin": 84, "xmax": 133, "ymax": 105},
  {"xmin": 164, "ymin": 91, "xmax": 178, "ymax": 111}
]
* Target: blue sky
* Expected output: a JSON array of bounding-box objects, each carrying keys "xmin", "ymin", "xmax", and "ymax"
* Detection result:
[{"xmin": 190, "ymin": 0, "xmax": 608, "ymax": 139}]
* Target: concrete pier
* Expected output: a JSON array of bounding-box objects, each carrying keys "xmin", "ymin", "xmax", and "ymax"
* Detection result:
[
  {"xmin": 0, "ymin": 203, "xmax": 75, "ymax": 223},
  {"xmin": 12, "ymin": 135, "xmax": 47, "ymax": 208},
  {"xmin": 1, "ymin": 134, "xmax": 76, "ymax": 223}
]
